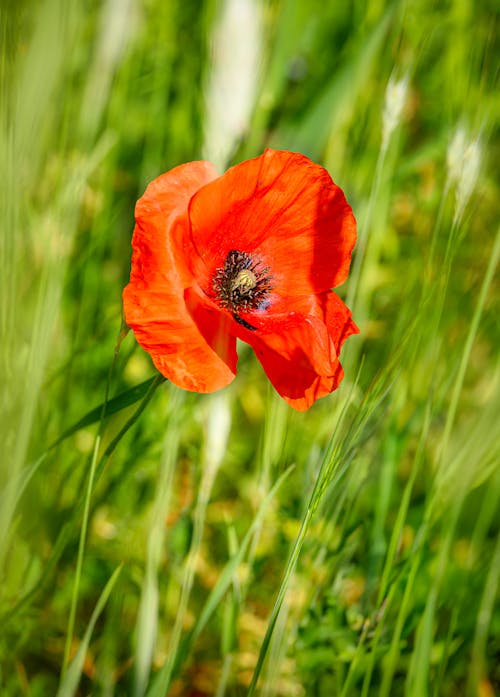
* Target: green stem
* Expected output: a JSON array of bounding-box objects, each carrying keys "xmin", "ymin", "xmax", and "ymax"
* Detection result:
[
  {"xmin": 62, "ymin": 433, "xmax": 101, "ymax": 673},
  {"xmin": 247, "ymin": 505, "xmax": 314, "ymax": 697},
  {"xmin": 437, "ymin": 225, "xmax": 500, "ymax": 468}
]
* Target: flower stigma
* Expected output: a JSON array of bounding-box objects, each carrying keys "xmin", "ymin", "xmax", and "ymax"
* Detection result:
[
  {"xmin": 213, "ymin": 250, "xmax": 272, "ymax": 330},
  {"xmin": 232, "ymin": 269, "xmax": 257, "ymax": 294}
]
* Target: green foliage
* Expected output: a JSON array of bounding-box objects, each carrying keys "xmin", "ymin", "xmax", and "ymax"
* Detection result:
[{"xmin": 1, "ymin": 0, "xmax": 498, "ymax": 695}]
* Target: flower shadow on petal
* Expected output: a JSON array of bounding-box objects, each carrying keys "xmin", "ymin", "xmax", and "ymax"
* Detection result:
[{"xmin": 184, "ymin": 286, "xmax": 238, "ymax": 374}]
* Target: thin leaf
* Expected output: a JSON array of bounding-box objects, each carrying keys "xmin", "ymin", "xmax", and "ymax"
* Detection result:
[
  {"xmin": 56, "ymin": 565, "xmax": 122, "ymax": 697},
  {"xmin": 51, "ymin": 376, "xmax": 163, "ymax": 449}
]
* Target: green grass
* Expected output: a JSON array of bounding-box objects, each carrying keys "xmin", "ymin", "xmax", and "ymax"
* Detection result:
[{"xmin": 1, "ymin": 0, "xmax": 499, "ymax": 695}]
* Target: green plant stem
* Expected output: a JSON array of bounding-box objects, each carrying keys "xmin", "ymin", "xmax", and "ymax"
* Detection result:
[
  {"xmin": 346, "ymin": 139, "xmax": 388, "ymax": 313},
  {"xmin": 247, "ymin": 505, "xmax": 314, "ymax": 697},
  {"xmin": 61, "ymin": 321, "xmax": 127, "ymax": 674},
  {"xmin": 154, "ymin": 403, "xmax": 225, "ymax": 692},
  {"xmin": 437, "ymin": 224, "xmax": 500, "ymax": 467},
  {"xmin": 62, "ymin": 432, "xmax": 101, "ymax": 674}
]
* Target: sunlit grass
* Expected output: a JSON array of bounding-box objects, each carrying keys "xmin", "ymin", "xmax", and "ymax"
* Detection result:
[{"xmin": 1, "ymin": 1, "xmax": 498, "ymax": 696}]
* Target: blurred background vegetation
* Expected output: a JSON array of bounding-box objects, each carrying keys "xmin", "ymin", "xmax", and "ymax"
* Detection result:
[{"xmin": 0, "ymin": 0, "xmax": 498, "ymax": 695}]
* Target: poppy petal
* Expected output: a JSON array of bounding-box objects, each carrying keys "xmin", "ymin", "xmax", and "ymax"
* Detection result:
[
  {"xmin": 188, "ymin": 149, "xmax": 356, "ymax": 295},
  {"xmin": 123, "ymin": 286, "xmax": 237, "ymax": 392},
  {"xmin": 123, "ymin": 161, "xmax": 237, "ymax": 392},
  {"xmin": 232, "ymin": 292, "xmax": 357, "ymax": 410},
  {"xmin": 130, "ymin": 160, "xmax": 218, "ymax": 287},
  {"xmin": 323, "ymin": 291, "xmax": 359, "ymax": 355}
]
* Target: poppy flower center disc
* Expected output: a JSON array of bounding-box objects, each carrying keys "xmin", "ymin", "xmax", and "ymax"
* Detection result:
[{"xmin": 212, "ymin": 250, "xmax": 272, "ymax": 329}]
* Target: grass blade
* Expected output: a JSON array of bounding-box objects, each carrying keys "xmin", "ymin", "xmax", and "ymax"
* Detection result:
[{"xmin": 56, "ymin": 565, "xmax": 122, "ymax": 697}]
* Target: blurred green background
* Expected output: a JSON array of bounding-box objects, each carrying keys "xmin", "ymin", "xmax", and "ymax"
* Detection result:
[{"xmin": 1, "ymin": 0, "xmax": 499, "ymax": 695}]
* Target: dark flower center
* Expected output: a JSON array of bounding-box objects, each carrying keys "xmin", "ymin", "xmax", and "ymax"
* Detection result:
[{"xmin": 212, "ymin": 250, "xmax": 272, "ymax": 324}]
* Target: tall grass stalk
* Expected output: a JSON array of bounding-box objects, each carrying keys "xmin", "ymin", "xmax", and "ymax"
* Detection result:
[
  {"xmin": 152, "ymin": 393, "xmax": 231, "ymax": 693},
  {"xmin": 202, "ymin": 0, "xmax": 262, "ymax": 170},
  {"xmin": 247, "ymin": 371, "xmax": 365, "ymax": 694},
  {"xmin": 467, "ymin": 529, "xmax": 500, "ymax": 696},
  {"xmin": 346, "ymin": 70, "xmax": 408, "ymax": 318},
  {"xmin": 133, "ymin": 387, "xmax": 184, "ymax": 697},
  {"xmin": 62, "ymin": 317, "xmax": 128, "ymax": 673},
  {"xmin": 61, "ymin": 434, "xmax": 101, "ymax": 675},
  {"xmin": 1, "ymin": 0, "xmax": 83, "ymax": 577},
  {"xmin": 56, "ymin": 565, "xmax": 122, "ymax": 697},
  {"xmin": 436, "ymin": 224, "xmax": 499, "ymax": 472}
]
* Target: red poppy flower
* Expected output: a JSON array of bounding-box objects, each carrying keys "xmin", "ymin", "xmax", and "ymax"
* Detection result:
[{"xmin": 123, "ymin": 149, "xmax": 358, "ymax": 411}]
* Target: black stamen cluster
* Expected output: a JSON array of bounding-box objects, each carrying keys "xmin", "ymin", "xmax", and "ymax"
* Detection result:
[{"xmin": 213, "ymin": 250, "xmax": 271, "ymax": 313}]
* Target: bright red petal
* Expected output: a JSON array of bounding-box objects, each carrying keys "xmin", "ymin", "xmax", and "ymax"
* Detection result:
[
  {"xmin": 188, "ymin": 149, "xmax": 356, "ymax": 295},
  {"xmin": 323, "ymin": 291, "xmax": 359, "ymax": 354},
  {"xmin": 130, "ymin": 160, "xmax": 218, "ymax": 288},
  {"xmin": 123, "ymin": 161, "xmax": 237, "ymax": 392},
  {"xmin": 232, "ymin": 292, "xmax": 358, "ymax": 410},
  {"xmin": 123, "ymin": 286, "xmax": 237, "ymax": 392}
]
